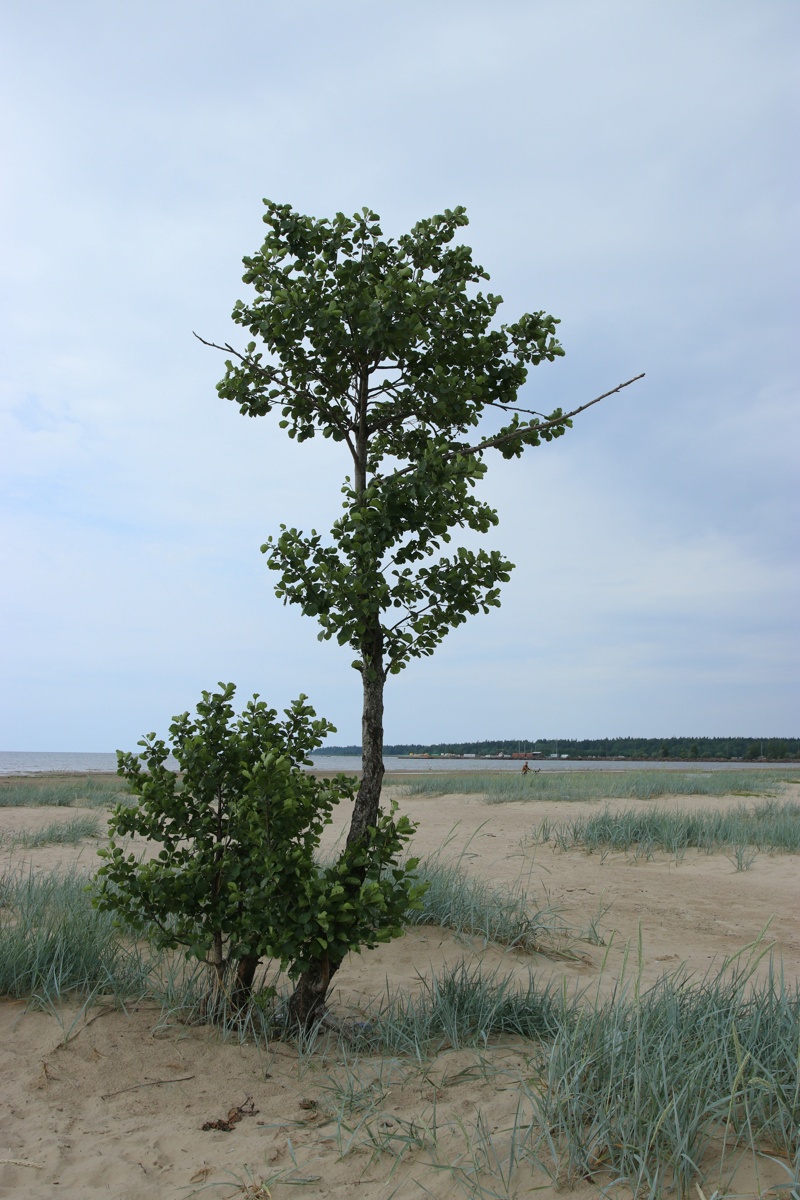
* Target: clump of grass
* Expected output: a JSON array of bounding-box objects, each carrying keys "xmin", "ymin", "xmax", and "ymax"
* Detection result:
[
  {"xmin": 1, "ymin": 813, "xmax": 102, "ymax": 850},
  {"xmin": 315, "ymin": 1051, "xmax": 405, "ymax": 1116},
  {"xmin": 525, "ymin": 956, "xmax": 800, "ymax": 1196},
  {"xmin": 408, "ymin": 850, "xmax": 566, "ymax": 955},
  {"xmin": 0, "ymin": 776, "xmax": 131, "ymax": 808},
  {"xmin": 305, "ymin": 955, "xmax": 799, "ymax": 1196},
  {"xmin": 726, "ymin": 843, "xmax": 758, "ymax": 871},
  {"xmin": 347, "ymin": 960, "xmax": 562, "ymax": 1057},
  {"xmin": 532, "ymin": 799, "xmax": 800, "ymax": 855},
  {"xmin": 0, "ymin": 865, "xmax": 145, "ymax": 1000},
  {"xmin": 400, "ymin": 768, "xmax": 796, "ymax": 804}
]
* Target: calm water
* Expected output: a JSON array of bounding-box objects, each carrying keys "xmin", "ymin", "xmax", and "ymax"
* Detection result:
[
  {"xmin": 0, "ymin": 751, "xmax": 774, "ymax": 776},
  {"xmin": 0, "ymin": 752, "xmax": 122, "ymax": 775}
]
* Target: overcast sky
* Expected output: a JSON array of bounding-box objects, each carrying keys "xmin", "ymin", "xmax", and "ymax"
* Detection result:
[{"xmin": 1, "ymin": 1, "xmax": 798, "ymax": 750}]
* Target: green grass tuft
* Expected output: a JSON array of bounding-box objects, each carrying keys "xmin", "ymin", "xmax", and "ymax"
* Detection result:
[
  {"xmin": 1, "ymin": 813, "xmax": 103, "ymax": 850},
  {"xmin": 347, "ymin": 960, "xmax": 562, "ymax": 1057},
  {"xmin": 525, "ymin": 957, "xmax": 799, "ymax": 1193},
  {"xmin": 400, "ymin": 768, "xmax": 796, "ymax": 804},
  {"xmin": 530, "ymin": 798, "xmax": 800, "ymax": 855},
  {"xmin": 0, "ymin": 865, "xmax": 145, "ymax": 1000},
  {"xmin": 0, "ymin": 777, "xmax": 131, "ymax": 808},
  {"xmin": 408, "ymin": 851, "xmax": 566, "ymax": 955}
]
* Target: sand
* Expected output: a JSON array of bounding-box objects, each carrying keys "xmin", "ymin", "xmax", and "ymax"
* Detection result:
[{"xmin": 1, "ymin": 780, "xmax": 798, "ymax": 1198}]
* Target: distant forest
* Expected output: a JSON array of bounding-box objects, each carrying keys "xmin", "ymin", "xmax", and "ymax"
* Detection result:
[{"xmin": 317, "ymin": 737, "xmax": 799, "ymax": 760}]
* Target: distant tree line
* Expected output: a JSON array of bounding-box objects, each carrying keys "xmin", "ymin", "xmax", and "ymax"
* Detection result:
[{"xmin": 316, "ymin": 737, "xmax": 798, "ymax": 760}]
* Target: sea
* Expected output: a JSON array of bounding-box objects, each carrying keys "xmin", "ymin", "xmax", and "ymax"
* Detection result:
[{"xmin": 0, "ymin": 751, "xmax": 771, "ymax": 776}]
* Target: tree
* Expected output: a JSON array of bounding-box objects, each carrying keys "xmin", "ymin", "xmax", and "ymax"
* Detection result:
[
  {"xmin": 199, "ymin": 201, "xmax": 643, "ymax": 1015},
  {"xmin": 94, "ymin": 684, "xmax": 421, "ymax": 1024}
]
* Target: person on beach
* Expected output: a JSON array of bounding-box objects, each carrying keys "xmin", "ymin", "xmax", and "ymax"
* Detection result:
[{"xmin": 521, "ymin": 761, "xmax": 530, "ymax": 775}]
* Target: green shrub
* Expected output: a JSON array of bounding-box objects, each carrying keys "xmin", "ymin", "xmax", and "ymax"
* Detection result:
[{"xmin": 94, "ymin": 683, "xmax": 424, "ymax": 1024}]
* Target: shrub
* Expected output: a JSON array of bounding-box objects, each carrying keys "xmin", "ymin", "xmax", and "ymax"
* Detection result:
[{"xmin": 94, "ymin": 684, "xmax": 423, "ymax": 1024}]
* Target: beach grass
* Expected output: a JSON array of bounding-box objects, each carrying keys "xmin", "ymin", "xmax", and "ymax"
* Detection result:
[
  {"xmin": 0, "ymin": 813, "xmax": 103, "ymax": 850},
  {"xmin": 0, "ymin": 775, "xmax": 131, "ymax": 808},
  {"xmin": 0, "ymin": 865, "xmax": 147, "ymax": 1000},
  {"xmin": 409, "ymin": 849, "xmax": 568, "ymax": 955},
  {"xmin": 399, "ymin": 767, "xmax": 798, "ymax": 804},
  {"xmin": 519, "ymin": 953, "xmax": 799, "ymax": 1195},
  {"xmin": 2, "ymin": 861, "xmax": 798, "ymax": 1197},
  {"xmin": 527, "ymin": 798, "xmax": 800, "ymax": 856},
  {"xmin": 345, "ymin": 959, "xmax": 563, "ymax": 1057},
  {"xmin": 282, "ymin": 954, "xmax": 800, "ymax": 1196}
]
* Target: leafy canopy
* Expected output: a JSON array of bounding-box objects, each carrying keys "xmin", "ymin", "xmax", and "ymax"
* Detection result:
[
  {"xmin": 213, "ymin": 203, "xmax": 570, "ymax": 675},
  {"xmin": 94, "ymin": 684, "xmax": 422, "ymax": 978}
]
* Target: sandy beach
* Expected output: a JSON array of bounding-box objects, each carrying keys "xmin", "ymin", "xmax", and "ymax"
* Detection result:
[{"xmin": 1, "ymin": 778, "xmax": 798, "ymax": 1199}]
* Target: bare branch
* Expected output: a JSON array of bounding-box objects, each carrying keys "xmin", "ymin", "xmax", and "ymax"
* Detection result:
[
  {"xmin": 485, "ymin": 399, "xmax": 551, "ymax": 417},
  {"xmin": 367, "ymin": 377, "xmax": 411, "ymax": 399},
  {"xmin": 383, "ymin": 374, "xmax": 645, "ymax": 481},
  {"xmin": 193, "ymin": 331, "xmax": 247, "ymax": 359},
  {"xmin": 386, "ymin": 597, "xmax": 440, "ymax": 633}
]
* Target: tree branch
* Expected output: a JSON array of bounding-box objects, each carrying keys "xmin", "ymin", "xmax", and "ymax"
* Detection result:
[
  {"xmin": 384, "ymin": 374, "xmax": 645, "ymax": 480},
  {"xmin": 485, "ymin": 399, "xmax": 551, "ymax": 417},
  {"xmin": 193, "ymin": 331, "xmax": 246, "ymax": 359},
  {"xmin": 386, "ymin": 597, "xmax": 440, "ymax": 633},
  {"xmin": 196, "ymin": 331, "xmax": 358, "ymax": 439}
]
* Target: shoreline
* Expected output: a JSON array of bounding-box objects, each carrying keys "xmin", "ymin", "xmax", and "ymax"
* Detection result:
[{"xmin": 1, "ymin": 760, "xmax": 797, "ymax": 786}]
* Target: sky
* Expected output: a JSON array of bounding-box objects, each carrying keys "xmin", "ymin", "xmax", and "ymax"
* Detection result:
[{"xmin": 1, "ymin": 0, "xmax": 798, "ymax": 750}]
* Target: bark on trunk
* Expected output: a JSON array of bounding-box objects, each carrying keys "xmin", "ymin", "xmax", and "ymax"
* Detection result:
[
  {"xmin": 347, "ymin": 631, "xmax": 385, "ymax": 850},
  {"xmin": 348, "ymin": 382, "xmax": 384, "ymax": 849},
  {"xmin": 201, "ymin": 932, "xmax": 227, "ymax": 1019},
  {"xmin": 203, "ymin": 950, "xmax": 261, "ymax": 1019},
  {"xmin": 286, "ymin": 954, "xmax": 332, "ymax": 1028},
  {"xmin": 230, "ymin": 954, "xmax": 260, "ymax": 1010},
  {"xmin": 287, "ymin": 620, "xmax": 386, "ymax": 1026}
]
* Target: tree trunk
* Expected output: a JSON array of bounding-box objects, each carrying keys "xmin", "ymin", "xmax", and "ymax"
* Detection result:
[
  {"xmin": 230, "ymin": 954, "xmax": 260, "ymax": 1010},
  {"xmin": 286, "ymin": 620, "xmax": 386, "ymax": 1027},
  {"xmin": 347, "ymin": 628, "xmax": 386, "ymax": 850},
  {"xmin": 288, "ymin": 410, "xmax": 385, "ymax": 1028},
  {"xmin": 203, "ymin": 949, "xmax": 260, "ymax": 1020},
  {"xmin": 201, "ymin": 932, "xmax": 227, "ymax": 1019},
  {"xmin": 286, "ymin": 954, "xmax": 332, "ymax": 1028},
  {"xmin": 348, "ymin": 381, "xmax": 385, "ymax": 848}
]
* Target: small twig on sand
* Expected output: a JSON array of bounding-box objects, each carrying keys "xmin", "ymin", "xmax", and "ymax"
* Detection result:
[
  {"xmin": 101, "ymin": 1074, "xmax": 195, "ymax": 1099},
  {"xmin": 49, "ymin": 1004, "xmax": 116, "ymax": 1054}
]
